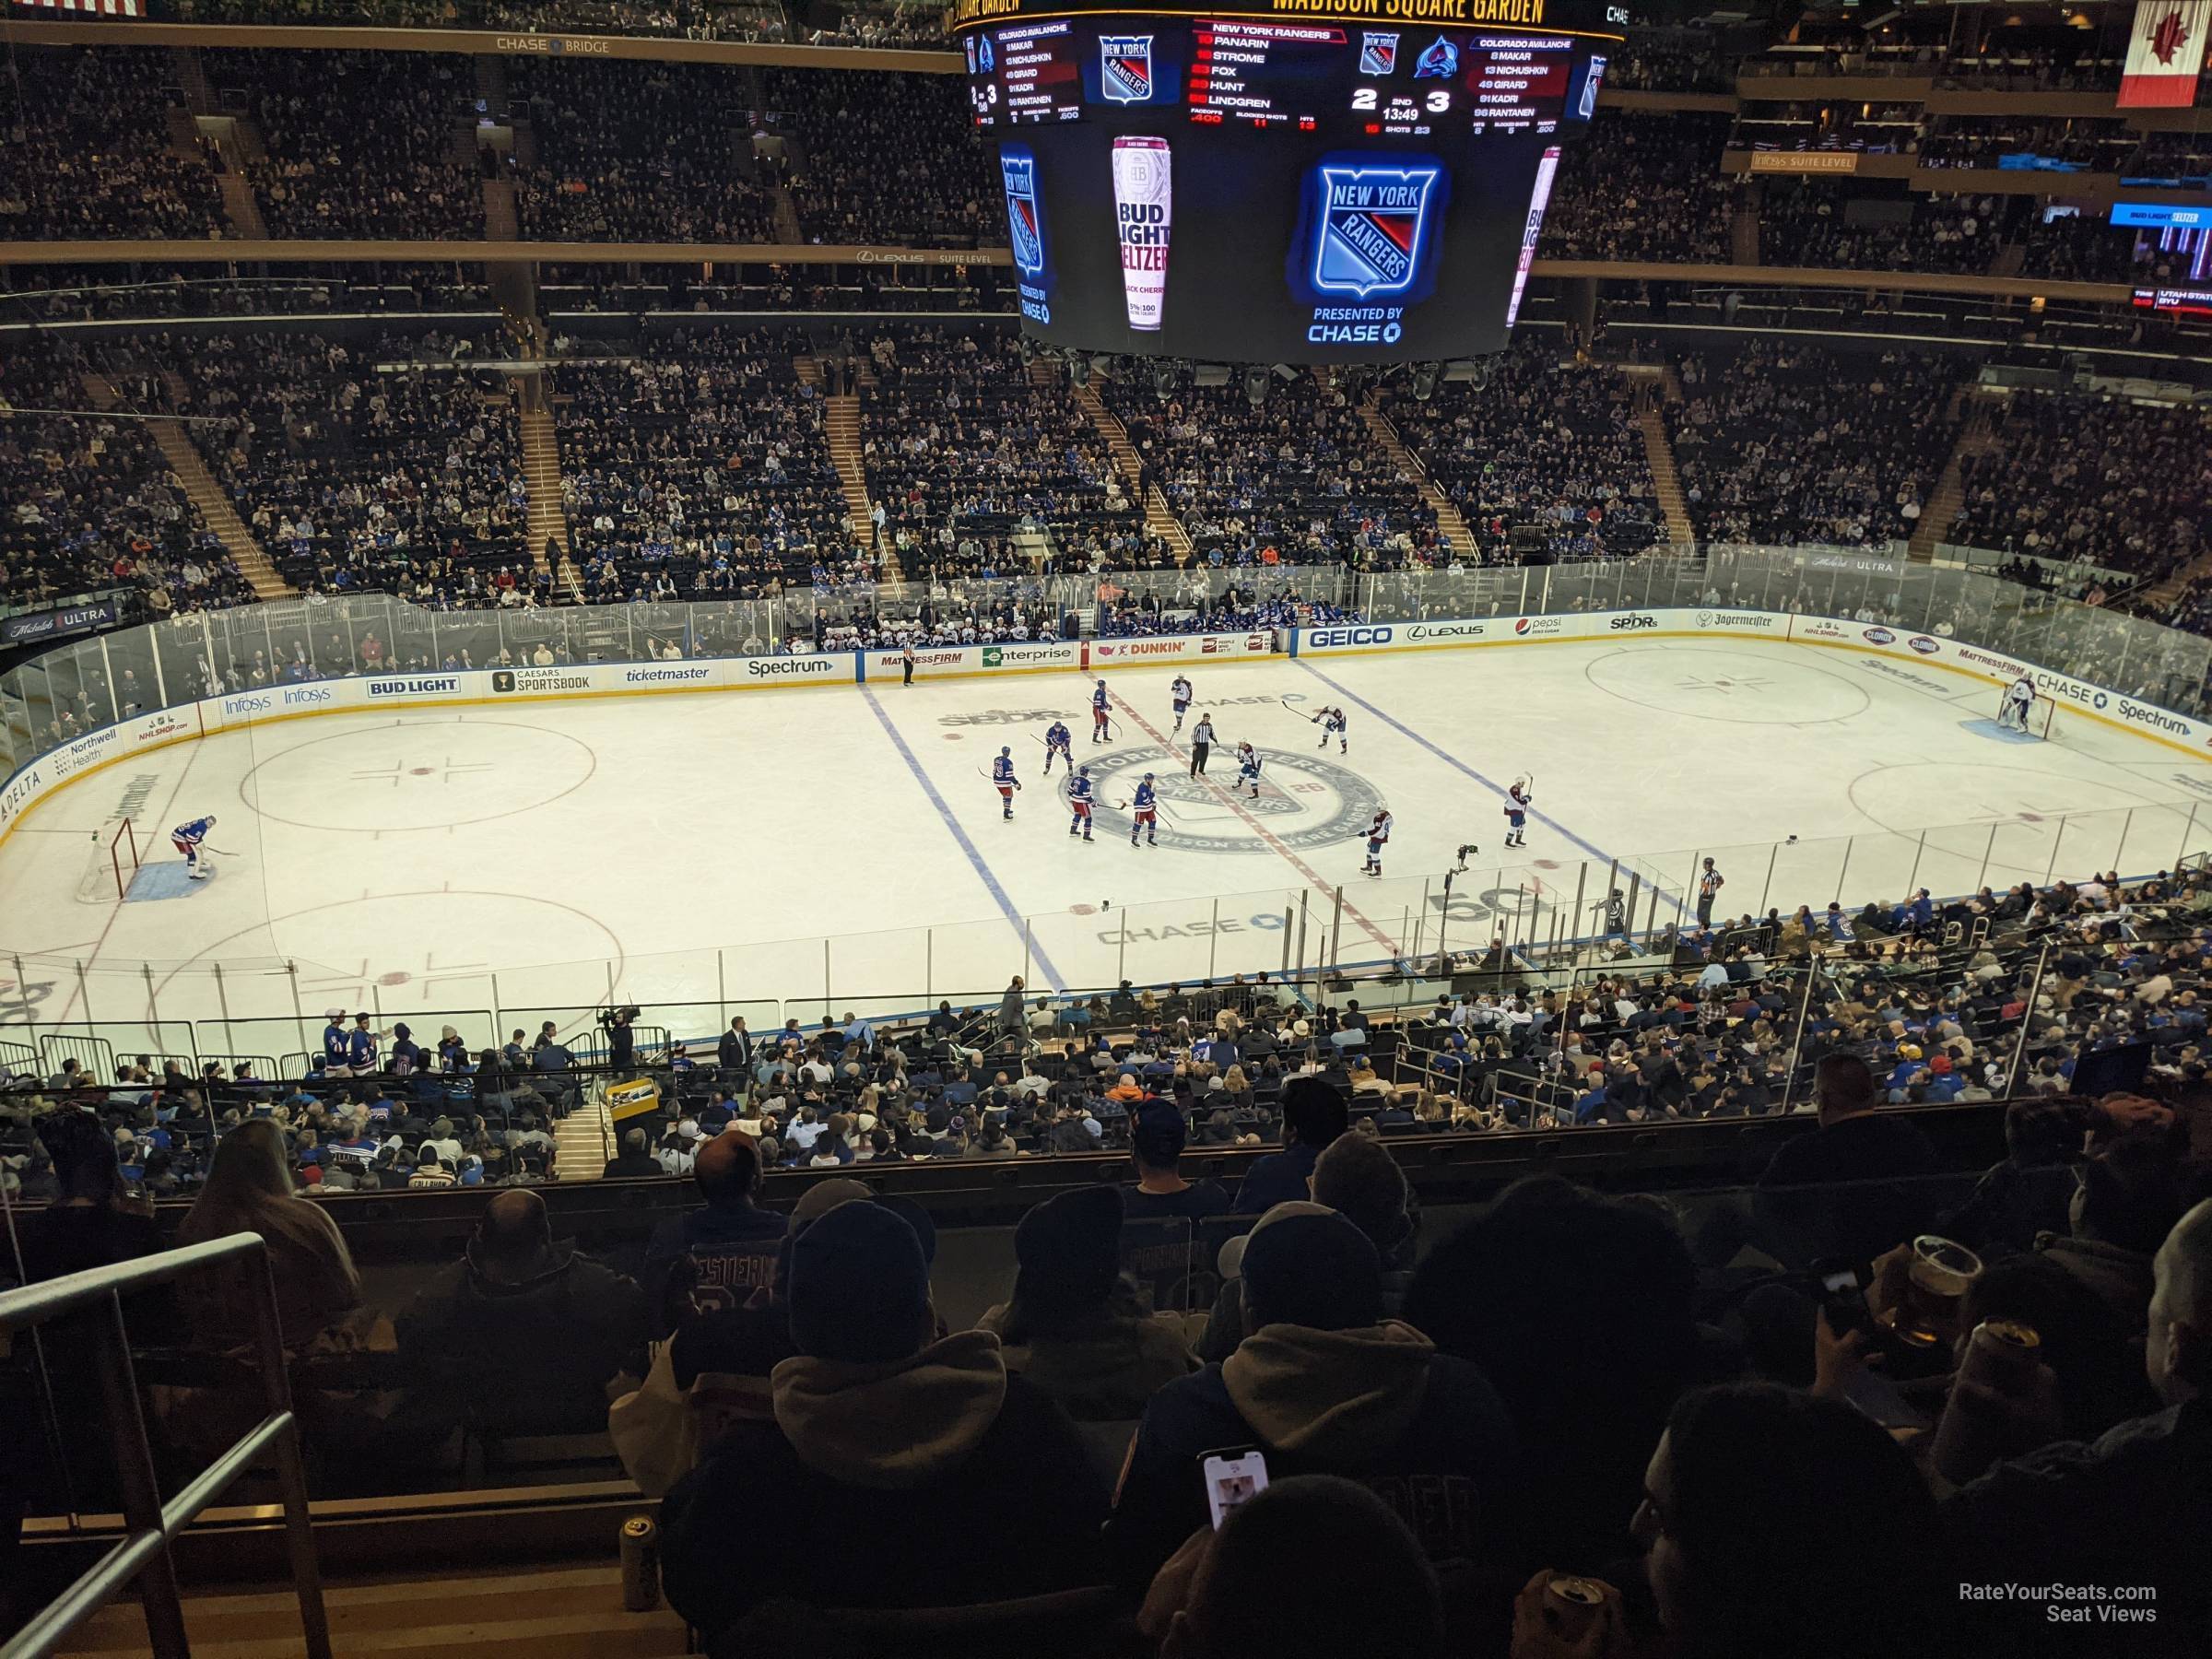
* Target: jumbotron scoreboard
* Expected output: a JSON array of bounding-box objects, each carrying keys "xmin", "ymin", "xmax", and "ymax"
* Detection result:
[{"xmin": 951, "ymin": 0, "xmax": 1624, "ymax": 364}]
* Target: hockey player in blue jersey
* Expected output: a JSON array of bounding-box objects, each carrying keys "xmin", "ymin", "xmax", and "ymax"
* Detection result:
[
  {"xmin": 1128, "ymin": 774, "xmax": 1159, "ymax": 846},
  {"xmin": 1066, "ymin": 765, "xmax": 1096, "ymax": 841},
  {"xmin": 1312, "ymin": 706, "xmax": 1348, "ymax": 754},
  {"xmin": 1090, "ymin": 679, "xmax": 1112, "ymax": 744},
  {"xmin": 171, "ymin": 814, "xmax": 217, "ymax": 879},
  {"xmin": 1235, "ymin": 743, "xmax": 1263, "ymax": 800},
  {"xmin": 1170, "ymin": 676, "xmax": 1194, "ymax": 733},
  {"xmin": 993, "ymin": 747, "xmax": 1021, "ymax": 820},
  {"xmin": 1042, "ymin": 720, "xmax": 1074, "ymax": 775}
]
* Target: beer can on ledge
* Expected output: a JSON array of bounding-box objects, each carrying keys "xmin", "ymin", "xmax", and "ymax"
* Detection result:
[{"xmin": 619, "ymin": 1513, "xmax": 661, "ymax": 1612}]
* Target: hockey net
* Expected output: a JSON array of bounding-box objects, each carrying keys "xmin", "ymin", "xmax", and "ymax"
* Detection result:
[{"xmin": 108, "ymin": 818, "xmax": 139, "ymax": 900}]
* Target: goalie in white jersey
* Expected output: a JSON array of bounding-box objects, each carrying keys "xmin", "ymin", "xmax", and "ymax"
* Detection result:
[{"xmin": 1999, "ymin": 675, "xmax": 2037, "ymax": 733}]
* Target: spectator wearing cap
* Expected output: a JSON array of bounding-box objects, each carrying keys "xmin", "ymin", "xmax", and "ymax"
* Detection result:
[
  {"xmin": 1124, "ymin": 1104, "xmax": 1231, "ymax": 1220},
  {"xmin": 1110, "ymin": 1205, "xmax": 1518, "ymax": 1586},
  {"xmin": 660, "ymin": 1201, "xmax": 1107, "ymax": 1641},
  {"xmin": 976, "ymin": 1186, "xmax": 1197, "ymax": 1420},
  {"xmin": 1233, "ymin": 1077, "xmax": 1349, "ymax": 1213},
  {"xmin": 396, "ymin": 1189, "xmax": 648, "ymax": 1435},
  {"xmin": 1200, "ymin": 1133, "xmax": 1416, "ymax": 1363}
]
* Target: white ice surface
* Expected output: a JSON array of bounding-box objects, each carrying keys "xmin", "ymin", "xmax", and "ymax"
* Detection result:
[{"xmin": 7, "ymin": 637, "xmax": 2211, "ymax": 1049}]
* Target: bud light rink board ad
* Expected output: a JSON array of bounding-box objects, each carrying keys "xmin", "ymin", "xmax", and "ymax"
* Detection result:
[{"xmin": 954, "ymin": 0, "xmax": 1621, "ymax": 364}]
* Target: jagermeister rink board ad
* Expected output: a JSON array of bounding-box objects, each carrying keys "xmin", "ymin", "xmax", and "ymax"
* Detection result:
[{"xmin": 955, "ymin": 0, "xmax": 1623, "ymax": 364}]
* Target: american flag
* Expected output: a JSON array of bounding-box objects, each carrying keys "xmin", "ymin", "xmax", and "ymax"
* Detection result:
[{"xmin": 9, "ymin": 0, "xmax": 146, "ymax": 14}]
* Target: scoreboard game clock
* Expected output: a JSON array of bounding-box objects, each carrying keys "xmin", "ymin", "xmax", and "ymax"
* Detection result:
[{"xmin": 952, "ymin": 0, "xmax": 1623, "ymax": 365}]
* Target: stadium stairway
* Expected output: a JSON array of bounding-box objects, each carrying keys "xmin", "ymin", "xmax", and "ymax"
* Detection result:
[
  {"xmin": 822, "ymin": 391, "xmax": 880, "ymax": 563},
  {"xmin": 771, "ymin": 185, "xmax": 804, "ymax": 244},
  {"xmin": 171, "ymin": 46, "xmax": 216, "ymax": 115},
  {"xmin": 1070, "ymin": 378, "xmax": 1194, "ymax": 564},
  {"xmin": 554, "ymin": 1088, "xmax": 614, "ymax": 1182},
  {"xmin": 516, "ymin": 377, "xmax": 572, "ymax": 582},
  {"xmin": 55, "ymin": 1563, "xmax": 687, "ymax": 1659},
  {"xmin": 1358, "ymin": 394, "xmax": 1475, "ymax": 558},
  {"xmin": 83, "ymin": 372, "xmax": 292, "ymax": 601},
  {"xmin": 483, "ymin": 177, "xmax": 519, "ymax": 241},
  {"xmin": 1635, "ymin": 406, "xmax": 1697, "ymax": 549},
  {"xmin": 1910, "ymin": 394, "xmax": 2002, "ymax": 562}
]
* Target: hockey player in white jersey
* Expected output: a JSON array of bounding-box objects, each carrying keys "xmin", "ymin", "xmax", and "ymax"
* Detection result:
[
  {"xmin": 1312, "ymin": 706, "xmax": 1347, "ymax": 754},
  {"xmin": 1360, "ymin": 807, "xmax": 1393, "ymax": 877},
  {"xmin": 1503, "ymin": 780, "xmax": 1533, "ymax": 849},
  {"xmin": 1999, "ymin": 676, "xmax": 2036, "ymax": 733},
  {"xmin": 1170, "ymin": 676, "xmax": 1194, "ymax": 733},
  {"xmin": 1235, "ymin": 743, "xmax": 1263, "ymax": 801}
]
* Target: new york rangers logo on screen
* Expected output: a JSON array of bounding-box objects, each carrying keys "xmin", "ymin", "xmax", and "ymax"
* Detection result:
[
  {"xmin": 1312, "ymin": 163, "xmax": 1441, "ymax": 299},
  {"xmin": 1360, "ymin": 32, "xmax": 1399, "ymax": 75},
  {"xmin": 1100, "ymin": 36, "xmax": 1154, "ymax": 103},
  {"xmin": 1001, "ymin": 149, "xmax": 1044, "ymax": 278}
]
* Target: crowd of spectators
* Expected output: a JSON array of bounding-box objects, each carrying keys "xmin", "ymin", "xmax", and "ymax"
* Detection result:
[
  {"xmin": 1947, "ymin": 392, "xmax": 2212, "ymax": 581},
  {"xmin": 1104, "ymin": 371, "xmax": 1436, "ymax": 569},
  {"xmin": 1667, "ymin": 342, "xmax": 1963, "ymax": 547},
  {"xmin": 1919, "ymin": 115, "xmax": 2139, "ymax": 173},
  {"xmin": 0, "ymin": 48, "xmax": 228, "ymax": 242},
  {"xmin": 857, "ymin": 330, "xmax": 1143, "ymax": 576},
  {"xmin": 1605, "ymin": 30, "xmax": 1735, "ymax": 93},
  {"xmin": 231, "ymin": 51, "xmax": 484, "ymax": 239},
  {"xmin": 1542, "ymin": 112, "xmax": 1736, "ymax": 264},
  {"xmin": 2015, "ymin": 213, "xmax": 2161, "ymax": 285},
  {"xmin": 770, "ymin": 69, "xmax": 993, "ymax": 246},
  {"xmin": 12, "ymin": 856, "xmax": 2212, "ymax": 1656},
  {"xmin": 150, "ymin": 328, "xmax": 535, "ymax": 598},
  {"xmin": 560, "ymin": 327, "xmax": 864, "ymax": 600},
  {"xmin": 1759, "ymin": 182, "xmax": 2004, "ymax": 275},
  {"xmin": 0, "ymin": 337, "xmax": 251, "ymax": 623},
  {"xmin": 0, "ymin": 266, "xmax": 496, "ymax": 324},
  {"xmin": 1382, "ymin": 341, "xmax": 1665, "ymax": 561},
  {"xmin": 510, "ymin": 60, "xmax": 778, "ymax": 244}
]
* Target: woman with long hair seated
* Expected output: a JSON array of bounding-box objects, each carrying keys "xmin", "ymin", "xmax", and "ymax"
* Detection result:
[{"xmin": 175, "ymin": 1118, "xmax": 361, "ymax": 1353}]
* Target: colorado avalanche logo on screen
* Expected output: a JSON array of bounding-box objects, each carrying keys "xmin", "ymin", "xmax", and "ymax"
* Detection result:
[
  {"xmin": 1001, "ymin": 147, "xmax": 1045, "ymax": 280},
  {"xmin": 1413, "ymin": 36, "xmax": 1459, "ymax": 78},
  {"xmin": 1359, "ymin": 32, "xmax": 1399, "ymax": 76},
  {"xmin": 1100, "ymin": 36, "xmax": 1154, "ymax": 103},
  {"xmin": 977, "ymin": 33, "xmax": 994, "ymax": 74},
  {"xmin": 1312, "ymin": 162, "xmax": 1441, "ymax": 299}
]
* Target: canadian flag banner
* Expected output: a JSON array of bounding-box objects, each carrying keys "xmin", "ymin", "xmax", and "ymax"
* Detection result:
[{"xmin": 2120, "ymin": 0, "xmax": 2210, "ymax": 108}]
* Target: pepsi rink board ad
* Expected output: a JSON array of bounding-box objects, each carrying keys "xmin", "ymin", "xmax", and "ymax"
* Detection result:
[{"xmin": 954, "ymin": 0, "xmax": 1621, "ymax": 364}]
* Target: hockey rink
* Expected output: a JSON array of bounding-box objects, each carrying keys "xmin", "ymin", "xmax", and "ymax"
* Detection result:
[{"xmin": 6, "ymin": 634, "xmax": 2212, "ymax": 1049}]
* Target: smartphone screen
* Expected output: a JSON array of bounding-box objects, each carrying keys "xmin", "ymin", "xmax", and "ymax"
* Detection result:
[{"xmin": 1201, "ymin": 1448, "xmax": 1269, "ymax": 1530}]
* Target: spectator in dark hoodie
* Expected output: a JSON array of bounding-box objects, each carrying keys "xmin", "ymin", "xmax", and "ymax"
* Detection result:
[
  {"xmin": 1233, "ymin": 1077, "xmax": 1348, "ymax": 1212},
  {"xmin": 396, "ymin": 1189, "xmax": 649, "ymax": 1433},
  {"xmin": 640, "ymin": 1131, "xmax": 788, "ymax": 1340},
  {"xmin": 660, "ymin": 1200, "xmax": 1107, "ymax": 1643},
  {"xmin": 1110, "ymin": 1205, "xmax": 1518, "ymax": 1589},
  {"xmin": 976, "ymin": 1185, "xmax": 1197, "ymax": 1420},
  {"xmin": 1200, "ymin": 1131, "xmax": 1416, "ymax": 1362}
]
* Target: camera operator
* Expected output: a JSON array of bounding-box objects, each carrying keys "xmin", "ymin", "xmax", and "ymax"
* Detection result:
[{"xmin": 604, "ymin": 1006, "xmax": 639, "ymax": 1073}]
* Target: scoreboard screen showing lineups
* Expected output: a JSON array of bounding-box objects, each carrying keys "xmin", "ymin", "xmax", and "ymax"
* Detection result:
[{"xmin": 955, "ymin": 0, "xmax": 1622, "ymax": 363}]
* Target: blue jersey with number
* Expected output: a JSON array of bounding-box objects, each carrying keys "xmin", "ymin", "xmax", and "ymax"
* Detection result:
[
  {"xmin": 1133, "ymin": 781, "xmax": 1156, "ymax": 809},
  {"xmin": 994, "ymin": 756, "xmax": 1017, "ymax": 785},
  {"xmin": 1046, "ymin": 723, "xmax": 1071, "ymax": 750},
  {"xmin": 1092, "ymin": 685, "xmax": 1109, "ymax": 711},
  {"xmin": 1068, "ymin": 775, "xmax": 1094, "ymax": 804},
  {"xmin": 172, "ymin": 817, "xmax": 214, "ymax": 846}
]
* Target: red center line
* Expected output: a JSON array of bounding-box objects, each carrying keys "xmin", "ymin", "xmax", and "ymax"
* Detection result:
[{"xmin": 1107, "ymin": 692, "xmax": 1399, "ymax": 957}]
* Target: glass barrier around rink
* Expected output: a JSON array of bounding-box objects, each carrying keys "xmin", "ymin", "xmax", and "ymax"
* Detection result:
[{"xmin": 14, "ymin": 548, "xmax": 2212, "ymax": 1061}]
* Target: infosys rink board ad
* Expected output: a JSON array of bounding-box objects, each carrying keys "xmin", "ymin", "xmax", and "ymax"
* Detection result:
[{"xmin": 968, "ymin": 19, "xmax": 1604, "ymax": 364}]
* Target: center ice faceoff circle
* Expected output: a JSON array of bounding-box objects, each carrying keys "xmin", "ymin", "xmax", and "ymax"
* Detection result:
[{"xmin": 1081, "ymin": 743, "xmax": 1385, "ymax": 854}]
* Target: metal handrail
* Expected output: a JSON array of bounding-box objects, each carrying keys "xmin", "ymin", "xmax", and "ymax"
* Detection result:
[{"xmin": 0, "ymin": 1234, "xmax": 333, "ymax": 1659}]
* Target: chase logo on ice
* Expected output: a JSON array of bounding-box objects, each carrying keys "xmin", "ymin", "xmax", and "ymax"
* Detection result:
[{"xmin": 1312, "ymin": 162, "xmax": 1441, "ymax": 299}]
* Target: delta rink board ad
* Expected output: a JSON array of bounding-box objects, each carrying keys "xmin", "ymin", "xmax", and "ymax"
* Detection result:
[{"xmin": 6, "ymin": 611, "xmax": 2212, "ymax": 848}]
